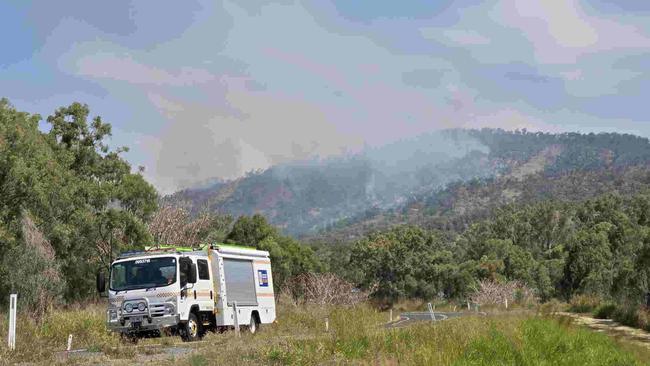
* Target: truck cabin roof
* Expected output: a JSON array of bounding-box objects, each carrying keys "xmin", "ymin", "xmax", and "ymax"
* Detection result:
[{"xmin": 116, "ymin": 244, "xmax": 269, "ymax": 261}]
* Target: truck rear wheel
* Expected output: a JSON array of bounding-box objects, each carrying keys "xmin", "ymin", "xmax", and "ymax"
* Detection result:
[{"xmin": 182, "ymin": 313, "xmax": 201, "ymax": 342}]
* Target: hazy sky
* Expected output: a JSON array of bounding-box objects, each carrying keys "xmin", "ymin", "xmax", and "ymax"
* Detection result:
[{"xmin": 2, "ymin": 0, "xmax": 650, "ymax": 192}]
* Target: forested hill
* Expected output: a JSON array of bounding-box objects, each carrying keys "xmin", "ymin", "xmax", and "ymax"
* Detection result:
[{"xmin": 169, "ymin": 129, "xmax": 650, "ymax": 237}]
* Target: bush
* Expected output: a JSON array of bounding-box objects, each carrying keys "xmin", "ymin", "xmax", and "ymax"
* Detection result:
[
  {"xmin": 593, "ymin": 303, "xmax": 617, "ymax": 319},
  {"xmin": 539, "ymin": 299, "xmax": 567, "ymax": 316},
  {"xmin": 592, "ymin": 304, "xmax": 650, "ymax": 332},
  {"xmin": 0, "ymin": 214, "xmax": 65, "ymax": 320},
  {"xmin": 612, "ymin": 305, "xmax": 639, "ymax": 327},
  {"xmin": 636, "ymin": 308, "xmax": 650, "ymax": 331},
  {"xmin": 568, "ymin": 294, "xmax": 601, "ymax": 313}
]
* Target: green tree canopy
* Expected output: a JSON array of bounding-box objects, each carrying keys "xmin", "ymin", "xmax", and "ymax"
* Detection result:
[{"xmin": 0, "ymin": 100, "xmax": 158, "ymax": 305}]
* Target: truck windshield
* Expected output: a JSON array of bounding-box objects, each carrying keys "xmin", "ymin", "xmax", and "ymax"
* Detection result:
[{"xmin": 110, "ymin": 257, "xmax": 177, "ymax": 291}]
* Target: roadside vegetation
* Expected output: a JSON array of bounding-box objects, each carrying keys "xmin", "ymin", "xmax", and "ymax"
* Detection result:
[
  {"xmin": 1, "ymin": 301, "xmax": 648, "ymax": 365},
  {"xmin": 566, "ymin": 294, "xmax": 650, "ymax": 334}
]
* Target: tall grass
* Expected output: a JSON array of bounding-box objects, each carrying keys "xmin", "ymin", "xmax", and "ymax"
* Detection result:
[
  {"xmin": 0, "ymin": 302, "xmax": 647, "ymax": 365},
  {"xmin": 0, "ymin": 303, "xmax": 125, "ymax": 363},
  {"xmin": 457, "ymin": 317, "xmax": 640, "ymax": 365},
  {"xmin": 176, "ymin": 305, "xmax": 645, "ymax": 366}
]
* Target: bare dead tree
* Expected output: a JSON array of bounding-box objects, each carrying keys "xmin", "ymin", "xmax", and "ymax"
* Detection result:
[
  {"xmin": 148, "ymin": 204, "xmax": 192, "ymax": 245},
  {"xmin": 281, "ymin": 273, "xmax": 370, "ymax": 306},
  {"xmin": 148, "ymin": 204, "xmax": 230, "ymax": 247},
  {"xmin": 469, "ymin": 279, "xmax": 538, "ymax": 306}
]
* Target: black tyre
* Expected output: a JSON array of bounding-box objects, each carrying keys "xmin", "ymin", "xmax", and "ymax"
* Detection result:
[{"xmin": 182, "ymin": 313, "xmax": 201, "ymax": 342}]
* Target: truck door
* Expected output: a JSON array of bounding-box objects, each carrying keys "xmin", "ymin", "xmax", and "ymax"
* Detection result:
[
  {"xmin": 196, "ymin": 259, "xmax": 214, "ymax": 311},
  {"xmin": 178, "ymin": 256, "xmax": 194, "ymax": 321}
]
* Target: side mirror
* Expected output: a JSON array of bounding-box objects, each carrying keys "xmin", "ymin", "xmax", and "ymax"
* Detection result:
[
  {"xmin": 96, "ymin": 271, "xmax": 106, "ymax": 293},
  {"xmin": 188, "ymin": 263, "xmax": 197, "ymax": 284}
]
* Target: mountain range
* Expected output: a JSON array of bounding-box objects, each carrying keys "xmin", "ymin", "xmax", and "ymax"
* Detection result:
[{"xmin": 166, "ymin": 129, "xmax": 650, "ymax": 240}]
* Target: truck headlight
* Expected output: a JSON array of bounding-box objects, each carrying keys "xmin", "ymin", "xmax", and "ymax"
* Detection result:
[
  {"xmin": 125, "ymin": 303, "xmax": 133, "ymax": 313},
  {"xmin": 138, "ymin": 302, "xmax": 146, "ymax": 312},
  {"xmin": 164, "ymin": 304, "xmax": 175, "ymax": 315}
]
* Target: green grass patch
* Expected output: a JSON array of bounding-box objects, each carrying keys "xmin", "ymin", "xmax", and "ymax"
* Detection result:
[{"xmin": 456, "ymin": 317, "xmax": 638, "ymax": 365}]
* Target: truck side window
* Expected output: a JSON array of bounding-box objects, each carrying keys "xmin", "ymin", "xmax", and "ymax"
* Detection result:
[{"xmin": 197, "ymin": 259, "xmax": 210, "ymax": 280}]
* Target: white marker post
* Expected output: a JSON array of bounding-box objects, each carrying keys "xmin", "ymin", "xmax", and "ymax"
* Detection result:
[
  {"xmin": 232, "ymin": 301, "xmax": 240, "ymax": 337},
  {"xmin": 325, "ymin": 317, "xmax": 329, "ymax": 332},
  {"xmin": 65, "ymin": 334, "xmax": 73, "ymax": 359},
  {"xmin": 8, "ymin": 294, "xmax": 17, "ymax": 350},
  {"xmin": 389, "ymin": 309, "xmax": 393, "ymax": 322},
  {"xmin": 427, "ymin": 302, "xmax": 436, "ymax": 322}
]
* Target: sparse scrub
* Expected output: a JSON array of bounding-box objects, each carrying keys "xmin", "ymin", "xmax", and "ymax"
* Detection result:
[
  {"xmin": 390, "ymin": 298, "xmax": 426, "ymax": 313},
  {"xmin": 568, "ymin": 294, "xmax": 602, "ymax": 313},
  {"xmin": 538, "ymin": 299, "xmax": 567, "ymax": 316}
]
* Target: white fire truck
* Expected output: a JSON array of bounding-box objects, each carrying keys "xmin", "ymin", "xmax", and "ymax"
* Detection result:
[{"xmin": 96, "ymin": 244, "xmax": 276, "ymax": 341}]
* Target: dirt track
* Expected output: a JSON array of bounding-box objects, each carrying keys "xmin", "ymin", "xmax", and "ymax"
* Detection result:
[{"xmin": 559, "ymin": 312, "xmax": 650, "ymax": 348}]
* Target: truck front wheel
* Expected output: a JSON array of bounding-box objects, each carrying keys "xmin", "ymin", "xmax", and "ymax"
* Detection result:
[{"xmin": 182, "ymin": 313, "xmax": 201, "ymax": 342}]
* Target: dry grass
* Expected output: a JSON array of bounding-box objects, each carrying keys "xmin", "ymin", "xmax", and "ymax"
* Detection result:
[
  {"xmin": 0, "ymin": 302, "xmax": 167, "ymax": 364},
  {"xmin": 0, "ymin": 302, "xmax": 647, "ymax": 365},
  {"xmin": 171, "ymin": 307, "xmax": 644, "ymax": 366}
]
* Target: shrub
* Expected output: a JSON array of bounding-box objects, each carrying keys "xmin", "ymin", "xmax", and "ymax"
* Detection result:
[
  {"xmin": 636, "ymin": 308, "xmax": 650, "ymax": 331},
  {"xmin": 612, "ymin": 305, "xmax": 639, "ymax": 327},
  {"xmin": 539, "ymin": 299, "xmax": 567, "ymax": 316},
  {"xmin": 0, "ymin": 214, "xmax": 65, "ymax": 321},
  {"xmin": 568, "ymin": 294, "xmax": 601, "ymax": 313},
  {"xmin": 593, "ymin": 303, "xmax": 617, "ymax": 319}
]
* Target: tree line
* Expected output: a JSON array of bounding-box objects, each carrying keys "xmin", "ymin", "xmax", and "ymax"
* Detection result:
[{"xmin": 316, "ymin": 192, "xmax": 650, "ymax": 306}]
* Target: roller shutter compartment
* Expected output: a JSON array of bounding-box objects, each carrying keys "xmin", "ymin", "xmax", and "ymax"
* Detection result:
[{"xmin": 223, "ymin": 258, "xmax": 257, "ymax": 306}]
